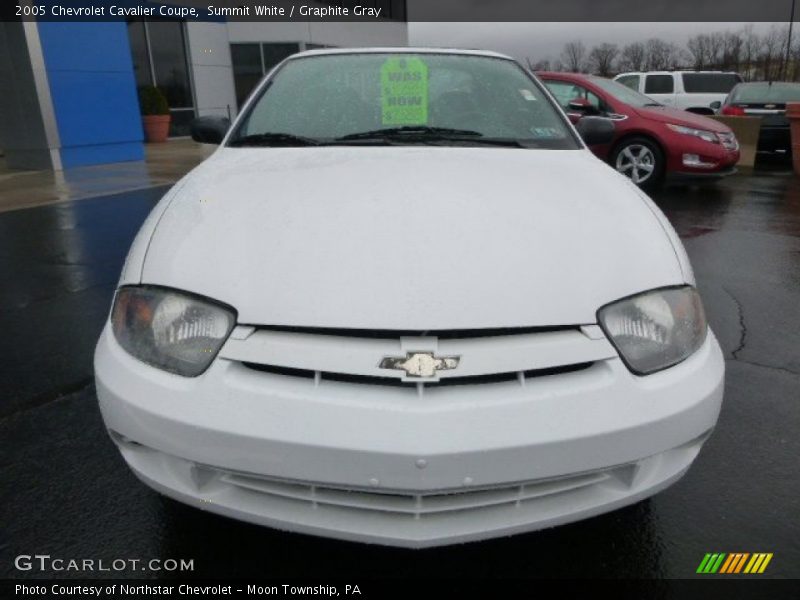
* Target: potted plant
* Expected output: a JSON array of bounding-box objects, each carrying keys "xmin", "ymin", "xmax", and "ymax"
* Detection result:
[{"xmin": 139, "ymin": 86, "xmax": 171, "ymax": 143}]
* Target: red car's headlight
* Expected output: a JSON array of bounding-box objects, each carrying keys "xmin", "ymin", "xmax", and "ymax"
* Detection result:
[{"xmin": 666, "ymin": 123, "xmax": 719, "ymax": 144}]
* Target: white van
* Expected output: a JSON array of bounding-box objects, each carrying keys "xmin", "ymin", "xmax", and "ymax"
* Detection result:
[{"xmin": 614, "ymin": 71, "xmax": 743, "ymax": 114}]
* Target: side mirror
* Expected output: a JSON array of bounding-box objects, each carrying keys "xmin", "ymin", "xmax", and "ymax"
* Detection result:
[
  {"xmin": 568, "ymin": 98, "xmax": 600, "ymax": 115},
  {"xmin": 576, "ymin": 116, "xmax": 615, "ymax": 145},
  {"xmin": 190, "ymin": 116, "xmax": 231, "ymax": 145},
  {"xmin": 709, "ymin": 100, "xmax": 722, "ymax": 110}
]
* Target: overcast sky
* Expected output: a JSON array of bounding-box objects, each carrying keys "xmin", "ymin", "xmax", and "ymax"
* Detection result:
[{"xmin": 408, "ymin": 22, "xmax": 784, "ymax": 64}]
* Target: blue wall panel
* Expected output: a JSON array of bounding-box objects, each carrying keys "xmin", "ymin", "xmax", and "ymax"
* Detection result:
[
  {"xmin": 60, "ymin": 143, "xmax": 145, "ymax": 169},
  {"xmin": 37, "ymin": 22, "xmax": 144, "ymax": 168}
]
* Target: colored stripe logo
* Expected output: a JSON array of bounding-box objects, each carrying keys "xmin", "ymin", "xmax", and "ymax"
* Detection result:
[{"xmin": 697, "ymin": 553, "xmax": 773, "ymax": 574}]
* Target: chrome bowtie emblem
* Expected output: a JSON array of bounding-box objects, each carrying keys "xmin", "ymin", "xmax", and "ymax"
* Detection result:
[{"xmin": 379, "ymin": 352, "xmax": 460, "ymax": 378}]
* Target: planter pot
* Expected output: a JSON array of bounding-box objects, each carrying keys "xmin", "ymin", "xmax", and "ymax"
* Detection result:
[
  {"xmin": 787, "ymin": 102, "xmax": 800, "ymax": 175},
  {"xmin": 142, "ymin": 114, "xmax": 171, "ymax": 143}
]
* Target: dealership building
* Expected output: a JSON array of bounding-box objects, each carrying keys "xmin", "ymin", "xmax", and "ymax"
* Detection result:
[{"xmin": 0, "ymin": 3, "xmax": 408, "ymax": 171}]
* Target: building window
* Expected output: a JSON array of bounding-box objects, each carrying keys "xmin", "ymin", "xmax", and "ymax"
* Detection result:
[
  {"xmin": 231, "ymin": 44, "xmax": 263, "ymax": 109},
  {"xmin": 230, "ymin": 42, "xmax": 300, "ymax": 109},
  {"xmin": 127, "ymin": 20, "xmax": 152, "ymax": 89},
  {"xmin": 126, "ymin": 19, "xmax": 196, "ymax": 137}
]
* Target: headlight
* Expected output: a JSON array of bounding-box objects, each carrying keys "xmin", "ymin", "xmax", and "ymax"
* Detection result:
[
  {"xmin": 598, "ymin": 286, "xmax": 707, "ymax": 375},
  {"xmin": 111, "ymin": 286, "xmax": 236, "ymax": 376},
  {"xmin": 666, "ymin": 123, "xmax": 719, "ymax": 144}
]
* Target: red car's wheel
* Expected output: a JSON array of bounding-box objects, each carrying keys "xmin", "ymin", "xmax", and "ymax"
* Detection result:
[{"xmin": 611, "ymin": 137, "xmax": 664, "ymax": 188}]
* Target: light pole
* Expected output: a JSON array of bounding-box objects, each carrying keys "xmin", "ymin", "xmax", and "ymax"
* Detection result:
[{"xmin": 784, "ymin": 0, "xmax": 797, "ymax": 80}]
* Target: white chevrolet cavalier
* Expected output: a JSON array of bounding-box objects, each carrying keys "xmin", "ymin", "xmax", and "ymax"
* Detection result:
[{"xmin": 95, "ymin": 49, "xmax": 724, "ymax": 547}]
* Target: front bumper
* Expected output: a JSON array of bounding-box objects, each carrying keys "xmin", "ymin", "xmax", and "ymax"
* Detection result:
[
  {"xmin": 95, "ymin": 325, "xmax": 725, "ymax": 548},
  {"xmin": 665, "ymin": 136, "xmax": 740, "ymax": 177},
  {"xmin": 667, "ymin": 166, "xmax": 738, "ymax": 182}
]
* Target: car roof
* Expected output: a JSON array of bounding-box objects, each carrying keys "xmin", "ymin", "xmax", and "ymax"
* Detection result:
[
  {"xmin": 289, "ymin": 47, "xmax": 514, "ymax": 60},
  {"xmin": 615, "ymin": 71, "xmax": 740, "ymax": 77},
  {"xmin": 536, "ymin": 71, "xmax": 594, "ymax": 81},
  {"xmin": 734, "ymin": 81, "xmax": 800, "ymax": 87}
]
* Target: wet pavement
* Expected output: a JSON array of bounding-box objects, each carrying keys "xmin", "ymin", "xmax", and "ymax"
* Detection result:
[
  {"xmin": 0, "ymin": 140, "xmax": 211, "ymax": 213},
  {"xmin": 1, "ymin": 166, "xmax": 799, "ymax": 579}
]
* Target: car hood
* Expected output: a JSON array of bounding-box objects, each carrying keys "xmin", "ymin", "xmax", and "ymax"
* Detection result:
[
  {"xmin": 634, "ymin": 105, "xmax": 731, "ymax": 132},
  {"xmin": 140, "ymin": 147, "xmax": 686, "ymax": 329}
]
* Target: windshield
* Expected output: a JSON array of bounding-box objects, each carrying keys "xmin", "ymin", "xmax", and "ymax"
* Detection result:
[
  {"xmin": 730, "ymin": 83, "xmax": 800, "ymax": 104},
  {"xmin": 229, "ymin": 53, "xmax": 579, "ymax": 149},
  {"xmin": 590, "ymin": 76, "xmax": 661, "ymax": 108}
]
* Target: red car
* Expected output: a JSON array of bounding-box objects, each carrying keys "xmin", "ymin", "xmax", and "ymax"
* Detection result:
[{"xmin": 538, "ymin": 72, "xmax": 740, "ymax": 187}]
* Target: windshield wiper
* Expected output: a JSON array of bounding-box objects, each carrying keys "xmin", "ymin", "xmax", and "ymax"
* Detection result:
[
  {"xmin": 228, "ymin": 132, "xmax": 321, "ymax": 147},
  {"xmin": 335, "ymin": 127, "xmax": 530, "ymax": 147},
  {"xmin": 336, "ymin": 126, "xmax": 483, "ymax": 141},
  {"xmin": 228, "ymin": 129, "xmax": 527, "ymax": 148},
  {"xmin": 642, "ymin": 103, "xmax": 663, "ymax": 107},
  {"xmin": 447, "ymin": 137, "xmax": 531, "ymax": 148}
]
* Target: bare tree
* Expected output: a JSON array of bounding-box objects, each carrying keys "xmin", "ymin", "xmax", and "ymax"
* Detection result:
[
  {"xmin": 688, "ymin": 30, "xmax": 739, "ymax": 70},
  {"xmin": 644, "ymin": 38, "xmax": 683, "ymax": 70},
  {"xmin": 741, "ymin": 25, "xmax": 763, "ymax": 80},
  {"xmin": 721, "ymin": 30, "xmax": 744, "ymax": 72},
  {"xmin": 789, "ymin": 35, "xmax": 800, "ymax": 81},
  {"xmin": 529, "ymin": 58, "xmax": 552, "ymax": 71},
  {"xmin": 588, "ymin": 43, "xmax": 619, "ymax": 76},
  {"xmin": 618, "ymin": 42, "xmax": 647, "ymax": 72},
  {"xmin": 707, "ymin": 32, "xmax": 726, "ymax": 68},
  {"xmin": 687, "ymin": 34, "xmax": 711, "ymax": 69},
  {"xmin": 521, "ymin": 28, "xmax": 794, "ymax": 82},
  {"xmin": 760, "ymin": 25, "xmax": 788, "ymax": 81},
  {"xmin": 778, "ymin": 25, "xmax": 794, "ymax": 79},
  {"xmin": 561, "ymin": 41, "xmax": 586, "ymax": 73}
]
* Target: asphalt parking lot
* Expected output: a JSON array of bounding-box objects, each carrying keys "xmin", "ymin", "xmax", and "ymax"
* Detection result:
[{"xmin": 1, "ymin": 165, "xmax": 798, "ymax": 579}]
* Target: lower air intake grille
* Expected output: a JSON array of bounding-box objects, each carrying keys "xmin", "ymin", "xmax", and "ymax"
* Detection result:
[{"xmin": 214, "ymin": 465, "xmax": 634, "ymax": 518}]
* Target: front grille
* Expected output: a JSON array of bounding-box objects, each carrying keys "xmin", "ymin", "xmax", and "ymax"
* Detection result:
[
  {"xmin": 219, "ymin": 324, "xmax": 617, "ymax": 391},
  {"xmin": 242, "ymin": 361, "xmax": 593, "ymax": 387}
]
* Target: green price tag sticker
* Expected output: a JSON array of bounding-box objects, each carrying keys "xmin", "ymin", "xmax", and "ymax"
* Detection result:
[{"xmin": 380, "ymin": 57, "xmax": 429, "ymax": 126}]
